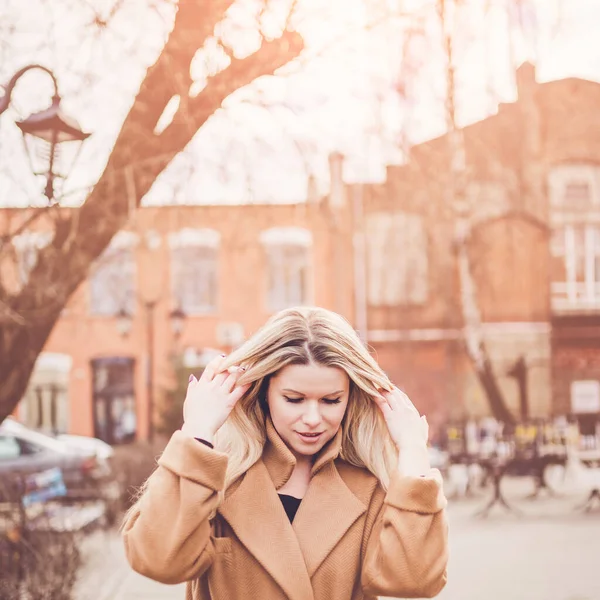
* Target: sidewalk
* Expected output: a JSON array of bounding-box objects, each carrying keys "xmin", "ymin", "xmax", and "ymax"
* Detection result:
[{"xmin": 74, "ymin": 529, "xmax": 185, "ymax": 600}]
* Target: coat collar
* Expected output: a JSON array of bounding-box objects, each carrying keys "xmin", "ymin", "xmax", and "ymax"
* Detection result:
[
  {"xmin": 218, "ymin": 418, "xmax": 366, "ymax": 600},
  {"xmin": 261, "ymin": 416, "xmax": 344, "ymax": 489}
]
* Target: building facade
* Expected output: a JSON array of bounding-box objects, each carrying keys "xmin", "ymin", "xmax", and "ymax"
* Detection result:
[
  {"xmin": 362, "ymin": 63, "xmax": 600, "ymax": 435},
  {"xmin": 7, "ymin": 64, "xmax": 600, "ymax": 443}
]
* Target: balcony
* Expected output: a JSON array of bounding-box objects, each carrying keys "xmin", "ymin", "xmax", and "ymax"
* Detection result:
[{"xmin": 551, "ymin": 282, "xmax": 600, "ymax": 315}]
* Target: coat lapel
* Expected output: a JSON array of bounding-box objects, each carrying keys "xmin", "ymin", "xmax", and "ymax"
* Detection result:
[
  {"xmin": 218, "ymin": 459, "xmax": 314, "ymax": 600},
  {"xmin": 218, "ymin": 418, "xmax": 366, "ymax": 594},
  {"xmin": 293, "ymin": 461, "xmax": 367, "ymax": 577}
]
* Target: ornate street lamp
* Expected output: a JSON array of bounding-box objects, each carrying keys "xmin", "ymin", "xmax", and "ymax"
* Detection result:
[
  {"xmin": 115, "ymin": 307, "xmax": 133, "ymax": 337},
  {"xmin": 169, "ymin": 306, "xmax": 186, "ymax": 338},
  {"xmin": 0, "ymin": 65, "xmax": 90, "ymax": 202}
]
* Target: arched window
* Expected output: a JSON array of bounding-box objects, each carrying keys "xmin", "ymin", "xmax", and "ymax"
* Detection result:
[
  {"xmin": 89, "ymin": 231, "xmax": 138, "ymax": 316},
  {"xmin": 169, "ymin": 228, "xmax": 219, "ymax": 314},
  {"xmin": 20, "ymin": 353, "xmax": 72, "ymax": 434},
  {"xmin": 260, "ymin": 227, "xmax": 312, "ymax": 311},
  {"xmin": 11, "ymin": 231, "xmax": 52, "ymax": 287},
  {"xmin": 366, "ymin": 211, "xmax": 428, "ymax": 306}
]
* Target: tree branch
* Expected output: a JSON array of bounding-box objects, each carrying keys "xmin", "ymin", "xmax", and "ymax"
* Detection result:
[
  {"xmin": 12, "ymin": 28, "xmax": 304, "ymax": 316},
  {"xmin": 160, "ymin": 30, "xmax": 304, "ymax": 149},
  {"xmin": 108, "ymin": 0, "xmax": 236, "ymax": 171}
]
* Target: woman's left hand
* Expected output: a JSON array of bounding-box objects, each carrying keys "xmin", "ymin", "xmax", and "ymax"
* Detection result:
[{"xmin": 374, "ymin": 387, "xmax": 429, "ymax": 450}]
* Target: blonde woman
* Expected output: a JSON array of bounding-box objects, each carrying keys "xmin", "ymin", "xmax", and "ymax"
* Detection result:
[{"xmin": 122, "ymin": 307, "xmax": 448, "ymax": 600}]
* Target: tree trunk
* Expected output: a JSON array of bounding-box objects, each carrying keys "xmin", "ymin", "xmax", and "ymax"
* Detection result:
[
  {"xmin": 457, "ymin": 233, "xmax": 516, "ymax": 424},
  {"xmin": 0, "ymin": 1, "xmax": 303, "ymax": 423},
  {"xmin": 439, "ymin": 0, "xmax": 515, "ymax": 424}
]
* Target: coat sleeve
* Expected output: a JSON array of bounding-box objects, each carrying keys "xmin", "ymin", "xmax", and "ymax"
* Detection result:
[
  {"xmin": 121, "ymin": 431, "xmax": 228, "ymax": 585},
  {"xmin": 361, "ymin": 468, "xmax": 449, "ymax": 598}
]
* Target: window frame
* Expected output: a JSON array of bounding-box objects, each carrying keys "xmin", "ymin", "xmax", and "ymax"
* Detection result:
[
  {"xmin": 169, "ymin": 228, "xmax": 220, "ymax": 315},
  {"xmin": 549, "ymin": 165, "xmax": 600, "ymax": 312},
  {"xmin": 260, "ymin": 228, "xmax": 313, "ymax": 312}
]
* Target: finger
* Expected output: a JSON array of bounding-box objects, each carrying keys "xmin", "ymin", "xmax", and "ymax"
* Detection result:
[
  {"xmin": 223, "ymin": 367, "xmax": 245, "ymax": 393},
  {"xmin": 379, "ymin": 389, "xmax": 397, "ymax": 411},
  {"xmin": 187, "ymin": 373, "xmax": 197, "ymax": 390},
  {"xmin": 229, "ymin": 383, "xmax": 251, "ymax": 406},
  {"xmin": 373, "ymin": 393, "xmax": 393, "ymax": 417},
  {"xmin": 202, "ymin": 354, "xmax": 226, "ymax": 381},
  {"xmin": 421, "ymin": 415, "xmax": 430, "ymax": 439},
  {"xmin": 212, "ymin": 371, "xmax": 228, "ymax": 387}
]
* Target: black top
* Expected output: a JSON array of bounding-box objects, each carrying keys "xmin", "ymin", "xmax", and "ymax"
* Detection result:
[{"xmin": 278, "ymin": 494, "xmax": 302, "ymax": 523}]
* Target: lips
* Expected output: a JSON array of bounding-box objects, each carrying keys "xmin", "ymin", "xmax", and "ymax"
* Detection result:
[{"xmin": 296, "ymin": 431, "xmax": 324, "ymax": 443}]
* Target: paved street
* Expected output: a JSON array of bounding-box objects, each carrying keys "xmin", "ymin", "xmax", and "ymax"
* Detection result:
[{"xmin": 75, "ymin": 479, "xmax": 600, "ymax": 600}]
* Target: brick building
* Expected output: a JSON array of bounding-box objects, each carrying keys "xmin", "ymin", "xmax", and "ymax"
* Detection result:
[
  {"xmin": 362, "ymin": 63, "xmax": 600, "ymax": 435},
  {"xmin": 7, "ymin": 63, "xmax": 600, "ymax": 443}
]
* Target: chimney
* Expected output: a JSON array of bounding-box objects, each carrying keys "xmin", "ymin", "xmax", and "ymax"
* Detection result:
[
  {"xmin": 328, "ymin": 152, "xmax": 346, "ymax": 209},
  {"xmin": 306, "ymin": 173, "xmax": 319, "ymax": 204},
  {"xmin": 516, "ymin": 61, "xmax": 536, "ymax": 101}
]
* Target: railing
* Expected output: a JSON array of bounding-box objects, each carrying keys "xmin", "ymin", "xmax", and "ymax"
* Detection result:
[
  {"xmin": 0, "ymin": 468, "xmax": 106, "ymax": 600},
  {"xmin": 552, "ymin": 282, "xmax": 600, "ymax": 313}
]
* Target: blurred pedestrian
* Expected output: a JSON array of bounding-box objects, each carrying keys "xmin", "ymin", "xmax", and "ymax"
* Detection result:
[{"xmin": 122, "ymin": 306, "xmax": 448, "ymax": 600}]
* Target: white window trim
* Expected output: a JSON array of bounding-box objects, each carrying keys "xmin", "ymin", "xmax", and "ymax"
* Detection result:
[
  {"xmin": 548, "ymin": 165, "xmax": 600, "ymax": 207},
  {"xmin": 170, "ymin": 229, "xmax": 220, "ymax": 314},
  {"xmin": 168, "ymin": 228, "xmax": 220, "ymax": 249},
  {"xmin": 550, "ymin": 166, "xmax": 600, "ymax": 312},
  {"xmin": 89, "ymin": 244, "xmax": 137, "ymax": 316},
  {"xmin": 261, "ymin": 228, "xmax": 313, "ymax": 311},
  {"xmin": 11, "ymin": 231, "xmax": 53, "ymax": 287},
  {"xmin": 551, "ymin": 223, "xmax": 600, "ymax": 310},
  {"xmin": 260, "ymin": 227, "xmax": 312, "ymax": 247},
  {"xmin": 110, "ymin": 231, "xmax": 140, "ymax": 249}
]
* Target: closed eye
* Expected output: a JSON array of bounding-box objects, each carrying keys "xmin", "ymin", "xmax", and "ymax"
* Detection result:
[
  {"xmin": 323, "ymin": 398, "xmax": 342, "ymax": 405},
  {"xmin": 284, "ymin": 396, "xmax": 303, "ymax": 403}
]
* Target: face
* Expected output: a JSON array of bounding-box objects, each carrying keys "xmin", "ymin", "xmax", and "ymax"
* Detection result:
[{"xmin": 267, "ymin": 363, "xmax": 350, "ymax": 459}]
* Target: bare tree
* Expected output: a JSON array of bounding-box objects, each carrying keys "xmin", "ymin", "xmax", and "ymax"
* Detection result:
[
  {"xmin": 0, "ymin": 0, "xmax": 304, "ymax": 423},
  {"xmin": 435, "ymin": 0, "xmax": 512, "ymax": 423}
]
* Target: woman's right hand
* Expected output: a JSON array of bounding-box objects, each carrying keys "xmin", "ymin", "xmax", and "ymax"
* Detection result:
[{"xmin": 181, "ymin": 354, "xmax": 250, "ymax": 442}]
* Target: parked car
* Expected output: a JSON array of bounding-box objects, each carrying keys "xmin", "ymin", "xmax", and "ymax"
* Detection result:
[
  {"xmin": 56, "ymin": 433, "xmax": 114, "ymax": 461},
  {"xmin": 0, "ymin": 418, "xmax": 121, "ymax": 524}
]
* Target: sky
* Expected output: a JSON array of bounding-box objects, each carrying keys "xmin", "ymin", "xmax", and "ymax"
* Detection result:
[{"xmin": 0, "ymin": 0, "xmax": 599, "ymax": 207}]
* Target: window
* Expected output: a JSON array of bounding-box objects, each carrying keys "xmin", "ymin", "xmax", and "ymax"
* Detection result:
[
  {"xmin": 169, "ymin": 228, "xmax": 219, "ymax": 314},
  {"xmin": 549, "ymin": 166, "xmax": 600, "ymax": 311},
  {"xmin": 551, "ymin": 225, "xmax": 600, "ymax": 309},
  {"xmin": 19, "ymin": 353, "xmax": 72, "ymax": 435},
  {"xmin": 11, "ymin": 231, "xmax": 52, "ymax": 287},
  {"xmin": 92, "ymin": 357, "xmax": 136, "ymax": 445},
  {"xmin": 366, "ymin": 211, "xmax": 428, "ymax": 306},
  {"xmin": 89, "ymin": 232, "xmax": 137, "ymax": 316},
  {"xmin": 549, "ymin": 166, "xmax": 599, "ymax": 212},
  {"xmin": 261, "ymin": 228, "xmax": 311, "ymax": 311}
]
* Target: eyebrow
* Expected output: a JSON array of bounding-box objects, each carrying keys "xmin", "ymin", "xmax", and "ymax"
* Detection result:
[{"xmin": 282, "ymin": 388, "xmax": 345, "ymax": 396}]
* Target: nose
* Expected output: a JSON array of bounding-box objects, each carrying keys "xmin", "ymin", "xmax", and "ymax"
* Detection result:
[{"xmin": 302, "ymin": 402, "xmax": 322, "ymax": 428}]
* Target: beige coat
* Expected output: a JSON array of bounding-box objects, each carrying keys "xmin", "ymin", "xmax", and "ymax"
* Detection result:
[{"xmin": 122, "ymin": 419, "xmax": 448, "ymax": 600}]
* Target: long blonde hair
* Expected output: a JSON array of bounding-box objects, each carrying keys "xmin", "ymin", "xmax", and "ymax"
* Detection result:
[{"xmin": 217, "ymin": 306, "xmax": 397, "ymax": 491}]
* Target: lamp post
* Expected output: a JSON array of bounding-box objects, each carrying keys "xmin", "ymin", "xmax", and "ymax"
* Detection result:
[
  {"xmin": 0, "ymin": 64, "xmax": 90, "ymax": 202},
  {"xmin": 116, "ymin": 302, "xmax": 186, "ymax": 443}
]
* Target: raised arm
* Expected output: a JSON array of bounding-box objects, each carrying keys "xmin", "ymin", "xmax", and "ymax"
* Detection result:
[
  {"xmin": 122, "ymin": 432, "xmax": 228, "ymax": 584},
  {"xmin": 122, "ymin": 353, "xmax": 250, "ymax": 584},
  {"xmin": 361, "ymin": 469, "xmax": 448, "ymax": 598},
  {"xmin": 363, "ymin": 386, "xmax": 449, "ymax": 597}
]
